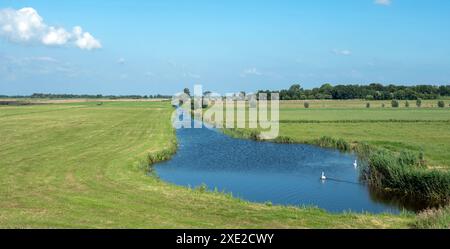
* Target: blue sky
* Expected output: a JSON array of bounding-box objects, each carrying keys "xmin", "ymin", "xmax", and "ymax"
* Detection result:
[{"xmin": 1, "ymin": 0, "xmax": 450, "ymax": 95}]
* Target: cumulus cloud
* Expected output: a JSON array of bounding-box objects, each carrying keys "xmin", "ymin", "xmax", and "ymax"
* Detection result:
[
  {"xmin": 72, "ymin": 26, "xmax": 101, "ymax": 50},
  {"xmin": 42, "ymin": 27, "xmax": 71, "ymax": 45},
  {"xmin": 332, "ymin": 49, "xmax": 352, "ymax": 56},
  {"xmin": 374, "ymin": 0, "xmax": 391, "ymax": 6},
  {"xmin": 0, "ymin": 7, "xmax": 101, "ymax": 50}
]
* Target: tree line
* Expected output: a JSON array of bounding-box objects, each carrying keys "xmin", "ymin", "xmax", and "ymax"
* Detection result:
[
  {"xmin": 257, "ymin": 83, "xmax": 450, "ymax": 100},
  {"xmin": 0, "ymin": 93, "xmax": 172, "ymax": 99}
]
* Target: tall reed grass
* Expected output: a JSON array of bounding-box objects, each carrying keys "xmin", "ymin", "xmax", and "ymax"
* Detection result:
[
  {"xmin": 364, "ymin": 149, "xmax": 450, "ymax": 202},
  {"xmin": 316, "ymin": 136, "xmax": 351, "ymax": 152},
  {"xmin": 147, "ymin": 137, "xmax": 178, "ymax": 171}
]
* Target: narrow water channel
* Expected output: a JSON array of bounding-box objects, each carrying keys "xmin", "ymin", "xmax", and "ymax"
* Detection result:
[{"xmin": 154, "ymin": 119, "xmax": 415, "ymax": 214}]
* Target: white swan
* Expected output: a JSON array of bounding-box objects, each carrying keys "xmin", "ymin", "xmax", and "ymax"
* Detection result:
[
  {"xmin": 353, "ymin": 160, "xmax": 358, "ymax": 168},
  {"xmin": 321, "ymin": 171, "xmax": 327, "ymax": 180}
]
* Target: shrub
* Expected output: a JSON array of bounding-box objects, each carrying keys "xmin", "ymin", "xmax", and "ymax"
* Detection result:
[
  {"xmin": 249, "ymin": 130, "xmax": 260, "ymax": 140},
  {"xmin": 196, "ymin": 183, "xmax": 208, "ymax": 193},
  {"xmin": 366, "ymin": 149, "xmax": 450, "ymax": 202},
  {"xmin": 317, "ymin": 136, "xmax": 350, "ymax": 152},
  {"xmin": 391, "ymin": 100, "xmax": 399, "ymax": 108},
  {"xmin": 438, "ymin": 100, "xmax": 445, "ymax": 108},
  {"xmin": 405, "ymin": 101, "xmax": 410, "ymax": 108},
  {"xmin": 147, "ymin": 139, "xmax": 177, "ymax": 166},
  {"xmin": 366, "ymin": 102, "xmax": 370, "ymax": 108},
  {"xmin": 381, "ymin": 103, "xmax": 385, "ymax": 108},
  {"xmin": 416, "ymin": 98, "xmax": 422, "ymax": 107},
  {"xmin": 264, "ymin": 201, "xmax": 273, "ymax": 207},
  {"xmin": 304, "ymin": 102, "xmax": 310, "ymax": 108},
  {"xmin": 273, "ymin": 136, "xmax": 295, "ymax": 144}
]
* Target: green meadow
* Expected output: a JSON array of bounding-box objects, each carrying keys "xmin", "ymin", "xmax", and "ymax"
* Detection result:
[
  {"xmin": 276, "ymin": 101, "xmax": 450, "ymax": 169},
  {"xmin": 1, "ymin": 100, "xmax": 449, "ymax": 228}
]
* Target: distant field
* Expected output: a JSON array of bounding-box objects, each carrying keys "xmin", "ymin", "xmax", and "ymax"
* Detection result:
[
  {"xmin": 0, "ymin": 101, "xmax": 411, "ymax": 228},
  {"xmin": 280, "ymin": 99, "xmax": 449, "ymax": 109},
  {"xmin": 216, "ymin": 100, "xmax": 450, "ymax": 169},
  {"xmin": 274, "ymin": 100, "xmax": 450, "ymax": 168},
  {"xmin": 0, "ymin": 98, "xmax": 169, "ymax": 104}
]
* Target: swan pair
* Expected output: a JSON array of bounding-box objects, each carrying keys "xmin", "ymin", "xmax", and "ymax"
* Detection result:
[{"xmin": 321, "ymin": 160, "xmax": 358, "ymax": 180}]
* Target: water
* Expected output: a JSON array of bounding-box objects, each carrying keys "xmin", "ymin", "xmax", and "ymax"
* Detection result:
[{"xmin": 154, "ymin": 121, "xmax": 403, "ymax": 214}]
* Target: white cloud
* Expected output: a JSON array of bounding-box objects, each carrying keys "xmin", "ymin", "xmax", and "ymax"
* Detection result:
[
  {"xmin": 42, "ymin": 27, "xmax": 71, "ymax": 45},
  {"xmin": 73, "ymin": 26, "xmax": 101, "ymax": 50},
  {"xmin": 0, "ymin": 7, "xmax": 101, "ymax": 50},
  {"xmin": 332, "ymin": 49, "xmax": 352, "ymax": 56},
  {"xmin": 241, "ymin": 67, "xmax": 262, "ymax": 77},
  {"xmin": 0, "ymin": 8, "xmax": 45, "ymax": 42},
  {"xmin": 374, "ymin": 0, "xmax": 391, "ymax": 6}
]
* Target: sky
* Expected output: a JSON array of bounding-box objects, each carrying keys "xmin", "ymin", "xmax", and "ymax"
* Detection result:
[{"xmin": 1, "ymin": 0, "xmax": 450, "ymax": 95}]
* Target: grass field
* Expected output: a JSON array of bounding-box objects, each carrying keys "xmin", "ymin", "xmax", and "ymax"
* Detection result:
[
  {"xmin": 216, "ymin": 100, "xmax": 450, "ymax": 169},
  {"xmin": 276, "ymin": 101, "xmax": 450, "ymax": 169},
  {"xmin": 0, "ymin": 100, "xmax": 415, "ymax": 228}
]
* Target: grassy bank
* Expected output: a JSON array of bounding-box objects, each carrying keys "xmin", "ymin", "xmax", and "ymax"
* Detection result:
[
  {"xmin": 0, "ymin": 101, "xmax": 413, "ymax": 228},
  {"xmin": 414, "ymin": 206, "xmax": 450, "ymax": 229}
]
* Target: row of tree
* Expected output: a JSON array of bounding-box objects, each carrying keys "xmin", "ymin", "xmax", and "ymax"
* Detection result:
[
  {"xmin": 3, "ymin": 84, "xmax": 450, "ymax": 101},
  {"xmin": 257, "ymin": 83, "xmax": 450, "ymax": 100},
  {"xmin": 0, "ymin": 93, "xmax": 172, "ymax": 99}
]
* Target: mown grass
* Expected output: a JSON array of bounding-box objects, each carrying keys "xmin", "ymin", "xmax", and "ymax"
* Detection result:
[{"xmin": 0, "ymin": 101, "xmax": 413, "ymax": 228}]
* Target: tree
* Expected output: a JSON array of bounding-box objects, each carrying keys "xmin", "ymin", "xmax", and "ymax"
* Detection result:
[
  {"xmin": 288, "ymin": 84, "xmax": 302, "ymax": 99},
  {"xmin": 319, "ymin": 83, "xmax": 333, "ymax": 95},
  {"xmin": 438, "ymin": 100, "xmax": 445, "ymax": 108},
  {"xmin": 416, "ymin": 98, "xmax": 422, "ymax": 108},
  {"xmin": 270, "ymin": 84, "xmax": 450, "ymax": 101},
  {"xmin": 391, "ymin": 100, "xmax": 399, "ymax": 108},
  {"xmin": 289, "ymin": 84, "xmax": 302, "ymax": 93},
  {"xmin": 304, "ymin": 102, "xmax": 310, "ymax": 108},
  {"xmin": 405, "ymin": 101, "xmax": 410, "ymax": 108},
  {"xmin": 183, "ymin": 88, "xmax": 191, "ymax": 96}
]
